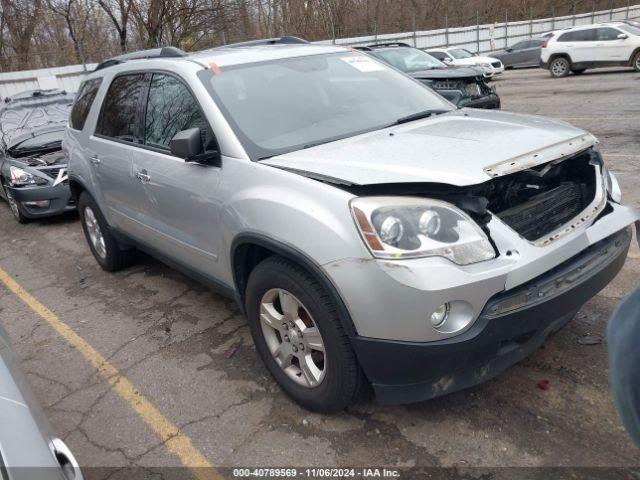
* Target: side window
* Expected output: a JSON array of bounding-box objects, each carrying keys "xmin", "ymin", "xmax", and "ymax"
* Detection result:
[
  {"xmin": 597, "ymin": 27, "xmax": 622, "ymax": 41},
  {"xmin": 429, "ymin": 51, "xmax": 446, "ymax": 61},
  {"xmin": 97, "ymin": 73, "xmax": 146, "ymax": 141},
  {"xmin": 70, "ymin": 78, "xmax": 102, "ymax": 130},
  {"xmin": 512, "ymin": 41, "xmax": 526, "ymax": 50},
  {"xmin": 143, "ymin": 74, "xmax": 207, "ymax": 150},
  {"xmin": 577, "ymin": 29, "xmax": 597, "ymax": 41}
]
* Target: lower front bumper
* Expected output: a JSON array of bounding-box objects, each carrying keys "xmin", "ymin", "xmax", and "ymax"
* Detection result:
[
  {"xmin": 352, "ymin": 227, "xmax": 631, "ymax": 405},
  {"xmin": 7, "ymin": 184, "xmax": 74, "ymax": 218},
  {"xmin": 460, "ymin": 93, "xmax": 501, "ymax": 109}
]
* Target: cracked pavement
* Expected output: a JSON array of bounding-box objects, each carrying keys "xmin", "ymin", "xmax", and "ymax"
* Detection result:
[{"xmin": 0, "ymin": 67, "xmax": 639, "ymax": 475}]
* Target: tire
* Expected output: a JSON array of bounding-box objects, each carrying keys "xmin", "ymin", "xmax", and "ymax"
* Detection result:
[
  {"xmin": 78, "ymin": 192, "xmax": 134, "ymax": 271},
  {"xmin": 2, "ymin": 184, "xmax": 29, "ymax": 224},
  {"xmin": 571, "ymin": 68, "xmax": 587, "ymax": 75},
  {"xmin": 549, "ymin": 57, "xmax": 570, "ymax": 78},
  {"xmin": 633, "ymin": 51, "xmax": 640, "ymax": 72},
  {"xmin": 245, "ymin": 255, "xmax": 365, "ymax": 412}
]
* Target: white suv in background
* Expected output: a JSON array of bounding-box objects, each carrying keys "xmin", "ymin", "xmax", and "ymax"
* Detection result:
[
  {"xmin": 426, "ymin": 48, "xmax": 504, "ymax": 78},
  {"xmin": 541, "ymin": 22, "xmax": 640, "ymax": 77}
]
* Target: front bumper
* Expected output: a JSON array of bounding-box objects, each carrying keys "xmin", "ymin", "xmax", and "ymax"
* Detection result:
[
  {"xmin": 6, "ymin": 184, "xmax": 74, "ymax": 218},
  {"xmin": 458, "ymin": 93, "xmax": 501, "ymax": 109},
  {"xmin": 351, "ymin": 227, "xmax": 632, "ymax": 404}
]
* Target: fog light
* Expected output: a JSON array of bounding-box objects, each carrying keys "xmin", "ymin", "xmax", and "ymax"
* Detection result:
[
  {"xmin": 24, "ymin": 200, "xmax": 50, "ymax": 208},
  {"xmin": 430, "ymin": 303, "xmax": 450, "ymax": 328}
]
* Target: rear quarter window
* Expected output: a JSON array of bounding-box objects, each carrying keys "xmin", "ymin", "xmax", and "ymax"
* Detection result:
[{"xmin": 70, "ymin": 78, "xmax": 102, "ymax": 130}]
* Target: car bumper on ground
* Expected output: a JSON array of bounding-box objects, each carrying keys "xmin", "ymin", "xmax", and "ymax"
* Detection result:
[
  {"xmin": 459, "ymin": 93, "xmax": 501, "ymax": 109},
  {"xmin": 6, "ymin": 184, "xmax": 75, "ymax": 218},
  {"xmin": 352, "ymin": 226, "xmax": 632, "ymax": 404}
]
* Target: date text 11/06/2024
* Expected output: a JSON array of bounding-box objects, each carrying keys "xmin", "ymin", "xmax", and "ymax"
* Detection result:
[{"xmin": 232, "ymin": 468, "xmax": 401, "ymax": 477}]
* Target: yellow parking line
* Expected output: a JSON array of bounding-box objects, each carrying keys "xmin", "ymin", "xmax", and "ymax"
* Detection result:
[{"xmin": 0, "ymin": 265, "xmax": 222, "ymax": 480}]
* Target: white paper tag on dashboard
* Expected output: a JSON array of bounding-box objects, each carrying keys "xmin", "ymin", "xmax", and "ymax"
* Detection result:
[{"xmin": 340, "ymin": 56, "xmax": 385, "ymax": 72}]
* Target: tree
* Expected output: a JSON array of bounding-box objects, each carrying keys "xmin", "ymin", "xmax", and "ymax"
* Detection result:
[
  {"xmin": 98, "ymin": 0, "xmax": 131, "ymax": 52},
  {"xmin": 1, "ymin": 0, "xmax": 42, "ymax": 68},
  {"xmin": 47, "ymin": 0, "xmax": 95, "ymax": 68}
]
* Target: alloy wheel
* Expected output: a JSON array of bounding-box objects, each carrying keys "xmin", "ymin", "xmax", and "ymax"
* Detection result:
[
  {"xmin": 84, "ymin": 206, "xmax": 107, "ymax": 259},
  {"xmin": 551, "ymin": 59, "xmax": 568, "ymax": 76},
  {"xmin": 259, "ymin": 288, "xmax": 326, "ymax": 388}
]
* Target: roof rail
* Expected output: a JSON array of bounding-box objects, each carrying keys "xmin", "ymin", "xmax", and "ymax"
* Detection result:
[
  {"xmin": 359, "ymin": 42, "xmax": 412, "ymax": 49},
  {"xmin": 95, "ymin": 46, "xmax": 187, "ymax": 71},
  {"xmin": 222, "ymin": 36, "xmax": 309, "ymax": 48}
]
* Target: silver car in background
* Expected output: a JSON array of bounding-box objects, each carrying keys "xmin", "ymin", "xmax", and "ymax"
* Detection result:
[
  {"xmin": 65, "ymin": 39, "xmax": 640, "ymax": 412},
  {"xmin": 0, "ymin": 324, "xmax": 83, "ymax": 480}
]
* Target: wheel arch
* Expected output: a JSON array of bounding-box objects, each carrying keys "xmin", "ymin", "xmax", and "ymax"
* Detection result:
[
  {"xmin": 548, "ymin": 52, "xmax": 572, "ymax": 65},
  {"xmin": 630, "ymin": 47, "xmax": 640, "ymax": 64},
  {"xmin": 231, "ymin": 232, "xmax": 358, "ymax": 337}
]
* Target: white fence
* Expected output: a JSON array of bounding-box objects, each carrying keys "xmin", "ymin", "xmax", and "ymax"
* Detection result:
[
  {"xmin": 1, "ymin": 4, "xmax": 639, "ymax": 99},
  {"xmin": 0, "ymin": 63, "xmax": 97, "ymax": 99},
  {"xmin": 316, "ymin": 4, "xmax": 640, "ymax": 53}
]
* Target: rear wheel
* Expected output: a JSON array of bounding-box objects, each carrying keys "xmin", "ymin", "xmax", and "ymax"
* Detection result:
[
  {"xmin": 571, "ymin": 68, "xmax": 587, "ymax": 75},
  {"xmin": 633, "ymin": 51, "xmax": 640, "ymax": 72},
  {"xmin": 245, "ymin": 256, "xmax": 365, "ymax": 412},
  {"xmin": 2, "ymin": 185, "xmax": 29, "ymax": 224},
  {"xmin": 78, "ymin": 192, "xmax": 134, "ymax": 271},
  {"xmin": 550, "ymin": 57, "xmax": 570, "ymax": 78}
]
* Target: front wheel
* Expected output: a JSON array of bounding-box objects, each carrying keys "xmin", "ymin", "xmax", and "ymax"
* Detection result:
[
  {"xmin": 3, "ymin": 185, "xmax": 29, "ymax": 223},
  {"xmin": 245, "ymin": 256, "xmax": 365, "ymax": 412},
  {"xmin": 550, "ymin": 57, "xmax": 570, "ymax": 78},
  {"xmin": 633, "ymin": 51, "xmax": 640, "ymax": 72},
  {"xmin": 78, "ymin": 192, "xmax": 134, "ymax": 271}
]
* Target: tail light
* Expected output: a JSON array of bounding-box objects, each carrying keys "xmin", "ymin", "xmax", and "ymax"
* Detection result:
[{"xmin": 541, "ymin": 41, "xmax": 547, "ymax": 48}]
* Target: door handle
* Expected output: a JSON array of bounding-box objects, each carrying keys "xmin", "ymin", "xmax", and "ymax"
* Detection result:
[
  {"xmin": 135, "ymin": 170, "xmax": 151, "ymax": 183},
  {"xmin": 90, "ymin": 155, "xmax": 101, "ymax": 166}
]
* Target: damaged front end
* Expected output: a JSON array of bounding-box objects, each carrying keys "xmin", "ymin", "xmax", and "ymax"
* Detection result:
[
  {"xmin": 346, "ymin": 146, "xmax": 608, "ymax": 250},
  {"xmin": 422, "ymin": 76, "xmax": 500, "ymax": 109}
]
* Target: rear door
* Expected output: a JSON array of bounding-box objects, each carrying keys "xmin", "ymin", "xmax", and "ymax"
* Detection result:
[
  {"xmin": 521, "ymin": 40, "xmax": 544, "ymax": 66},
  {"xmin": 595, "ymin": 27, "xmax": 631, "ymax": 62},
  {"xmin": 556, "ymin": 29, "xmax": 597, "ymax": 63},
  {"xmin": 87, "ymin": 73, "xmax": 147, "ymax": 232},
  {"xmin": 128, "ymin": 72, "xmax": 223, "ymax": 277}
]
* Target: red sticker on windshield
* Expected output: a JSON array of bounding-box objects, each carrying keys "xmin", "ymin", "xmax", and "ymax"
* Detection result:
[{"xmin": 209, "ymin": 62, "xmax": 222, "ymax": 76}]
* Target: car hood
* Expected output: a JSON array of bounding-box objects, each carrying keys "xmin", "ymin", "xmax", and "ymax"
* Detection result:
[
  {"xmin": 261, "ymin": 109, "xmax": 596, "ymax": 187},
  {"xmin": 410, "ymin": 66, "xmax": 483, "ymax": 79}
]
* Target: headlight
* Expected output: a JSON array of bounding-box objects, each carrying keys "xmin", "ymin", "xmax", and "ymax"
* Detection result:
[
  {"xmin": 9, "ymin": 166, "xmax": 47, "ymax": 186},
  {"xmin": 602, "ymin": 165, "xmax": 621, "ymax": 203},
  {"xmin": 350, "ymin": 197, "xmax": 496, "ymax": 265}
]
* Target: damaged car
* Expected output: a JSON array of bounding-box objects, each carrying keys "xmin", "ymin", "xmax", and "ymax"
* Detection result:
[
  {"xmin": 0, "ymin": 89, "xmax": 75, "ymax": 223},
  {"xmin": 65, "ymin": 40, "xmax": 640, "ymax": 412},
  {"xmin": 356, "ymin": 43, "xmax": 500, "ymax": 109}
]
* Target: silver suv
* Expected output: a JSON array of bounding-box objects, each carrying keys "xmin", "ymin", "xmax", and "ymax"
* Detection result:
[{"xmin": 65, "ymin": 38, "xmax": 640, "ymax": 412}]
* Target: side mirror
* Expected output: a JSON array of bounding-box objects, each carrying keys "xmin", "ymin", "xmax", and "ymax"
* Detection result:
[
  {"xmin": 505, "ymin": 47, "xmax": 513, "ymax": 52},
  {"xmin": 169, "ymin": 128, "xmax": 221, "ymax": 166},
  {"xmin": 617, "ymin": 33, "xmax": 628, "ymax": 40},
  {"xmin": 443, "ymin": 57, "xmax": 452, "ymax": 63},
  {"xmin": 170, "ymin": 128, "xmax": 202, "ymax": 159}
]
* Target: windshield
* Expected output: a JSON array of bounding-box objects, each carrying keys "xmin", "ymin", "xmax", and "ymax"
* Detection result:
[
  {"xmin": 203, "ymin": 52, "xmax": 453, "ymax": 160},
  {"xmin": 10, "ymin": 130, "xmax": 63, "ymax": 152},
  {"xmin": 374, "ymin": 47, "xmax": 446, "ymax": 72},
  {"xmin": 449, "ymin": 49, "xmax": 474, "ymax": 59},
  {"xmin": 619, "ymin": 24, "xmax": 640, "ymax": 36}
]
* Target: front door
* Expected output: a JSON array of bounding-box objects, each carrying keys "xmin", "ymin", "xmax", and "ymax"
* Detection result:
[
  {"xmin": 595, "ymin": 27, "xmax": 632, "ymax": 62},
  {"xmin": 129, "ymin": 72, "xmax": 223, "ymax": 278}
]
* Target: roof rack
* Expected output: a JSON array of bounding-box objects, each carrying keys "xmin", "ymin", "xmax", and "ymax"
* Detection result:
[
  {"xmin": 95, "ymin": 46, "xmax": 187, "ymax": 71},
  {"xmin": 357, "ymin": 42, "xmax": 412, "ymax": 50},
  {"xmin": 222, "ymin": 36, "xmax": 309, "ymax": 48}
]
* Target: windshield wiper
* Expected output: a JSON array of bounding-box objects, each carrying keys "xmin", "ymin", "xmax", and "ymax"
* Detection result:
[
  {"xmin": 394, "ymin": 109, "xmax": 450, "ymax": 125},
  {"xmin": 10, "ymin": 140, "xmax": 62, "ymax": 156}
]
